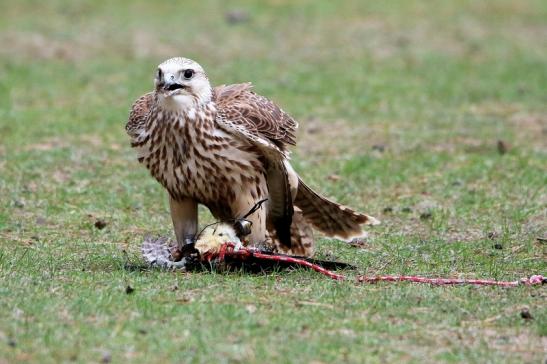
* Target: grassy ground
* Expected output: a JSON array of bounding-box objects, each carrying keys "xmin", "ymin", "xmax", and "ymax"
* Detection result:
[{"xmin": 1, "ymin": 1, "xmax": 546, "ymax": 363}]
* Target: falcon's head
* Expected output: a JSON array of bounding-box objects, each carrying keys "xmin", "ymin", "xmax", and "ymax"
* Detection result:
[{"xmin": 154, "ymin": 57, "xmax": 212, "ymax": 110}]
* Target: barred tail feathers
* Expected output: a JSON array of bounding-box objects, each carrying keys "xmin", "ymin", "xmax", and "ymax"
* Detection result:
[{"xmin": 294, "ymin": 178, "xmax": 379, "ymax": 241}]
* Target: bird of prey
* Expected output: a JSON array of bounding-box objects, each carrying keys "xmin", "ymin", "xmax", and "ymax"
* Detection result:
[{"xmin": 126, "ymin": 57, "xmax": 378, "ymax": 257}]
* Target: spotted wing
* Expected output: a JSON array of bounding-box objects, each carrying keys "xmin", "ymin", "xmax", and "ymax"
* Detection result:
[
  {"xmin": 214, "ymin": 83, "xmax": 298, "ymax": 150},
  {"xmin": 126, "ymin": 92, "xmax": 154, "ymax": 140}
]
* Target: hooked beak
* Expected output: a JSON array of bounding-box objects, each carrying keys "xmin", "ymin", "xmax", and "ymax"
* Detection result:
[
  {"xmin": 158, "ymin": 77, "xmax": 188, "ymax": 96},
  {"xmin": 164, "ymin": 82, "xmax": 185, "ymax": 92}
]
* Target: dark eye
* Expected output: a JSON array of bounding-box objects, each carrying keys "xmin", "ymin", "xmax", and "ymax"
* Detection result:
[{"xmin": 183, "ymin": 69, "xmax": 194, "ymax": 79}]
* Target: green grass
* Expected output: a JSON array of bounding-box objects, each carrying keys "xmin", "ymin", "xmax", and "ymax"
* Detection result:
[{"xmin": 1, "ymin": 0, "xmax": 546, "ymax": 363}]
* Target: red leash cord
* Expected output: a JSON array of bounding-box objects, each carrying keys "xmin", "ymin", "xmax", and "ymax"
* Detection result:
[
  {"xmin": 214, "ymin": 243, "xmax": 544, "ymax": 287},
  {"xmin": 356, "ymin": 275, "xmax": 544, "ymax": 287}
]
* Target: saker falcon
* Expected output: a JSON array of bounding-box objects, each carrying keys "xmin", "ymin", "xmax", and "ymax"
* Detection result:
[{"xmin": 126, "ymin": 57, "xmax": 379, "ymax": 257}]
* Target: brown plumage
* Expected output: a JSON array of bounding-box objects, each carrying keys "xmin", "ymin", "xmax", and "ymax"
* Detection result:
[
  {"xmin": 126, "ymin": 57, "xmax": 378, "ymax": 257},
  {"xmin": 214, "ymin": 83, "xmax": 297, "ymax": 149}
]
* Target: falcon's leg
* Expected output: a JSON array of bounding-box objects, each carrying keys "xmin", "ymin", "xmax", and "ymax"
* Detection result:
[
  {"xmin": 169, "ymin": 196, "xmax": 198, "ymax": 248},
  {"xmin": 246, "ymin": 206, "xmax": 268, "ymax": 248}
]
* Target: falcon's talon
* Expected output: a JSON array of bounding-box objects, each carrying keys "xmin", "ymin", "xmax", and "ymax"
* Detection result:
[{"xmin": 170, "ymin": 247, "xmax": 184, "ymax": 262}]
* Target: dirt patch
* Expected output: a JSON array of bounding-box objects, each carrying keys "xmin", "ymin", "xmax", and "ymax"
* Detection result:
[
  {"xmin": 449, "ymin": 327, "xmax": 546, "ymax": 362},
  {"xmin": 52, "ymin": 169, "xmax": 71, "ymax": 183},
  {"xmin": 381, "ymin": 214, "xmax": 485, "ymax": 244},
  {"xmin": 509, "ymin": 112, "xmax": 547, "ymax": 146},
  {"xmin": 24, "ymin": 137, "xmax": 69, "ymax": 151},
  {"xmin": 428, "ymin": 136, "xmax": 486, "ymax": 154},
  {"xmin": 387, "ymin": 324, "xmax": 547, "ymax": 362},
  {"xmin": 78, "ymin": 134, "xmax": 104, "ymax": 147},
  {"xmin": 0, "ymin": 32, "xmax": 92, "ymax": 62},
  {"xmin": 21, "ymin": 134, "xmax": 123, "ymax": 154},
  {"xmin": 468, "ymin": 102, "xmax": 547, "ymax": 148},
  {"xmin": 297, "ymin": 117, "xmax": 387, "ymax": 161},
  {"xmin": 510, "ymin": 112, "xmax": 547, "ymax": 132},
  {"xmin": 522, "ymin": 212, "xmax": 547, "ymax": 240}
]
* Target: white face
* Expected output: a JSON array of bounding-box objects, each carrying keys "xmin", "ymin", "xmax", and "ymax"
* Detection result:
[{"xmin": 155, "ymin": 57, "xmax": 212, "ymax": 110}]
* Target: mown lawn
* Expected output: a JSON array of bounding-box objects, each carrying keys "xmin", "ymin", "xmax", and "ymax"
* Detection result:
[{"xmin": 0, "ymin": 1, "xmax": 545, "ymax": 363}]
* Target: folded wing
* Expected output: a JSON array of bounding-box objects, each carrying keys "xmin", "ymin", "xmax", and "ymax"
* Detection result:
[{"xmin": 214, "ymin": 83, "xmax": 298, "ymax": 248}]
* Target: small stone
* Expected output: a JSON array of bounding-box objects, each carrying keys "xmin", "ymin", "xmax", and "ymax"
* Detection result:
[
  {"xmin": 101, "ymin": 351, "xmax": 112, "ymax": 363},
  {"xmin": 323, "ymin": 250, "xmax": 337, "ymax": 260},
  {"xmin": 395, "ymin": 36, "xmax": 410, "ymax": 47},
  {"xmin": 306, "ymin": 125, "xmax": 321, "ymax": 134},
  {"xmin": 36, "ymin": 217, "xmax": 48, "ymax": 225},
  {"xmin": 497, "ymin": 140, "xmax": 509, "ymax": 155},
  {"xmin": 177, "ymin": 296, "xmax": 193, "ymax": 303},
  {"xmin": 245, "ymin": 304, "xmax": 257, "ymax": 314},
  {"xmin": 371, "ymin": 144, "xmax": 385, "ymax": 152},
  {"xmin": 349, "ymin": 238, "xmax": 367, "ymax": 247},
  {"xmin": 327, "ymin": 174, "xmax": 341, "ymax": 182},
  {"xmin": 94, "ymin": 219, "xmax": 107, "ymax": 230},
  {"xmin": 520, "ymin": 308, "xmax": 533, "ymax": 320},
  {"xmin": 13, "ymin": 200, "xmax": 25, "ymax": 208},
  {"xmin": 125, "ymin": 285, "xmax": 135, "ymax": 294},
  {"xmin": 225, "ymin": 10, "xmax": 249, "ymax": 24}
]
